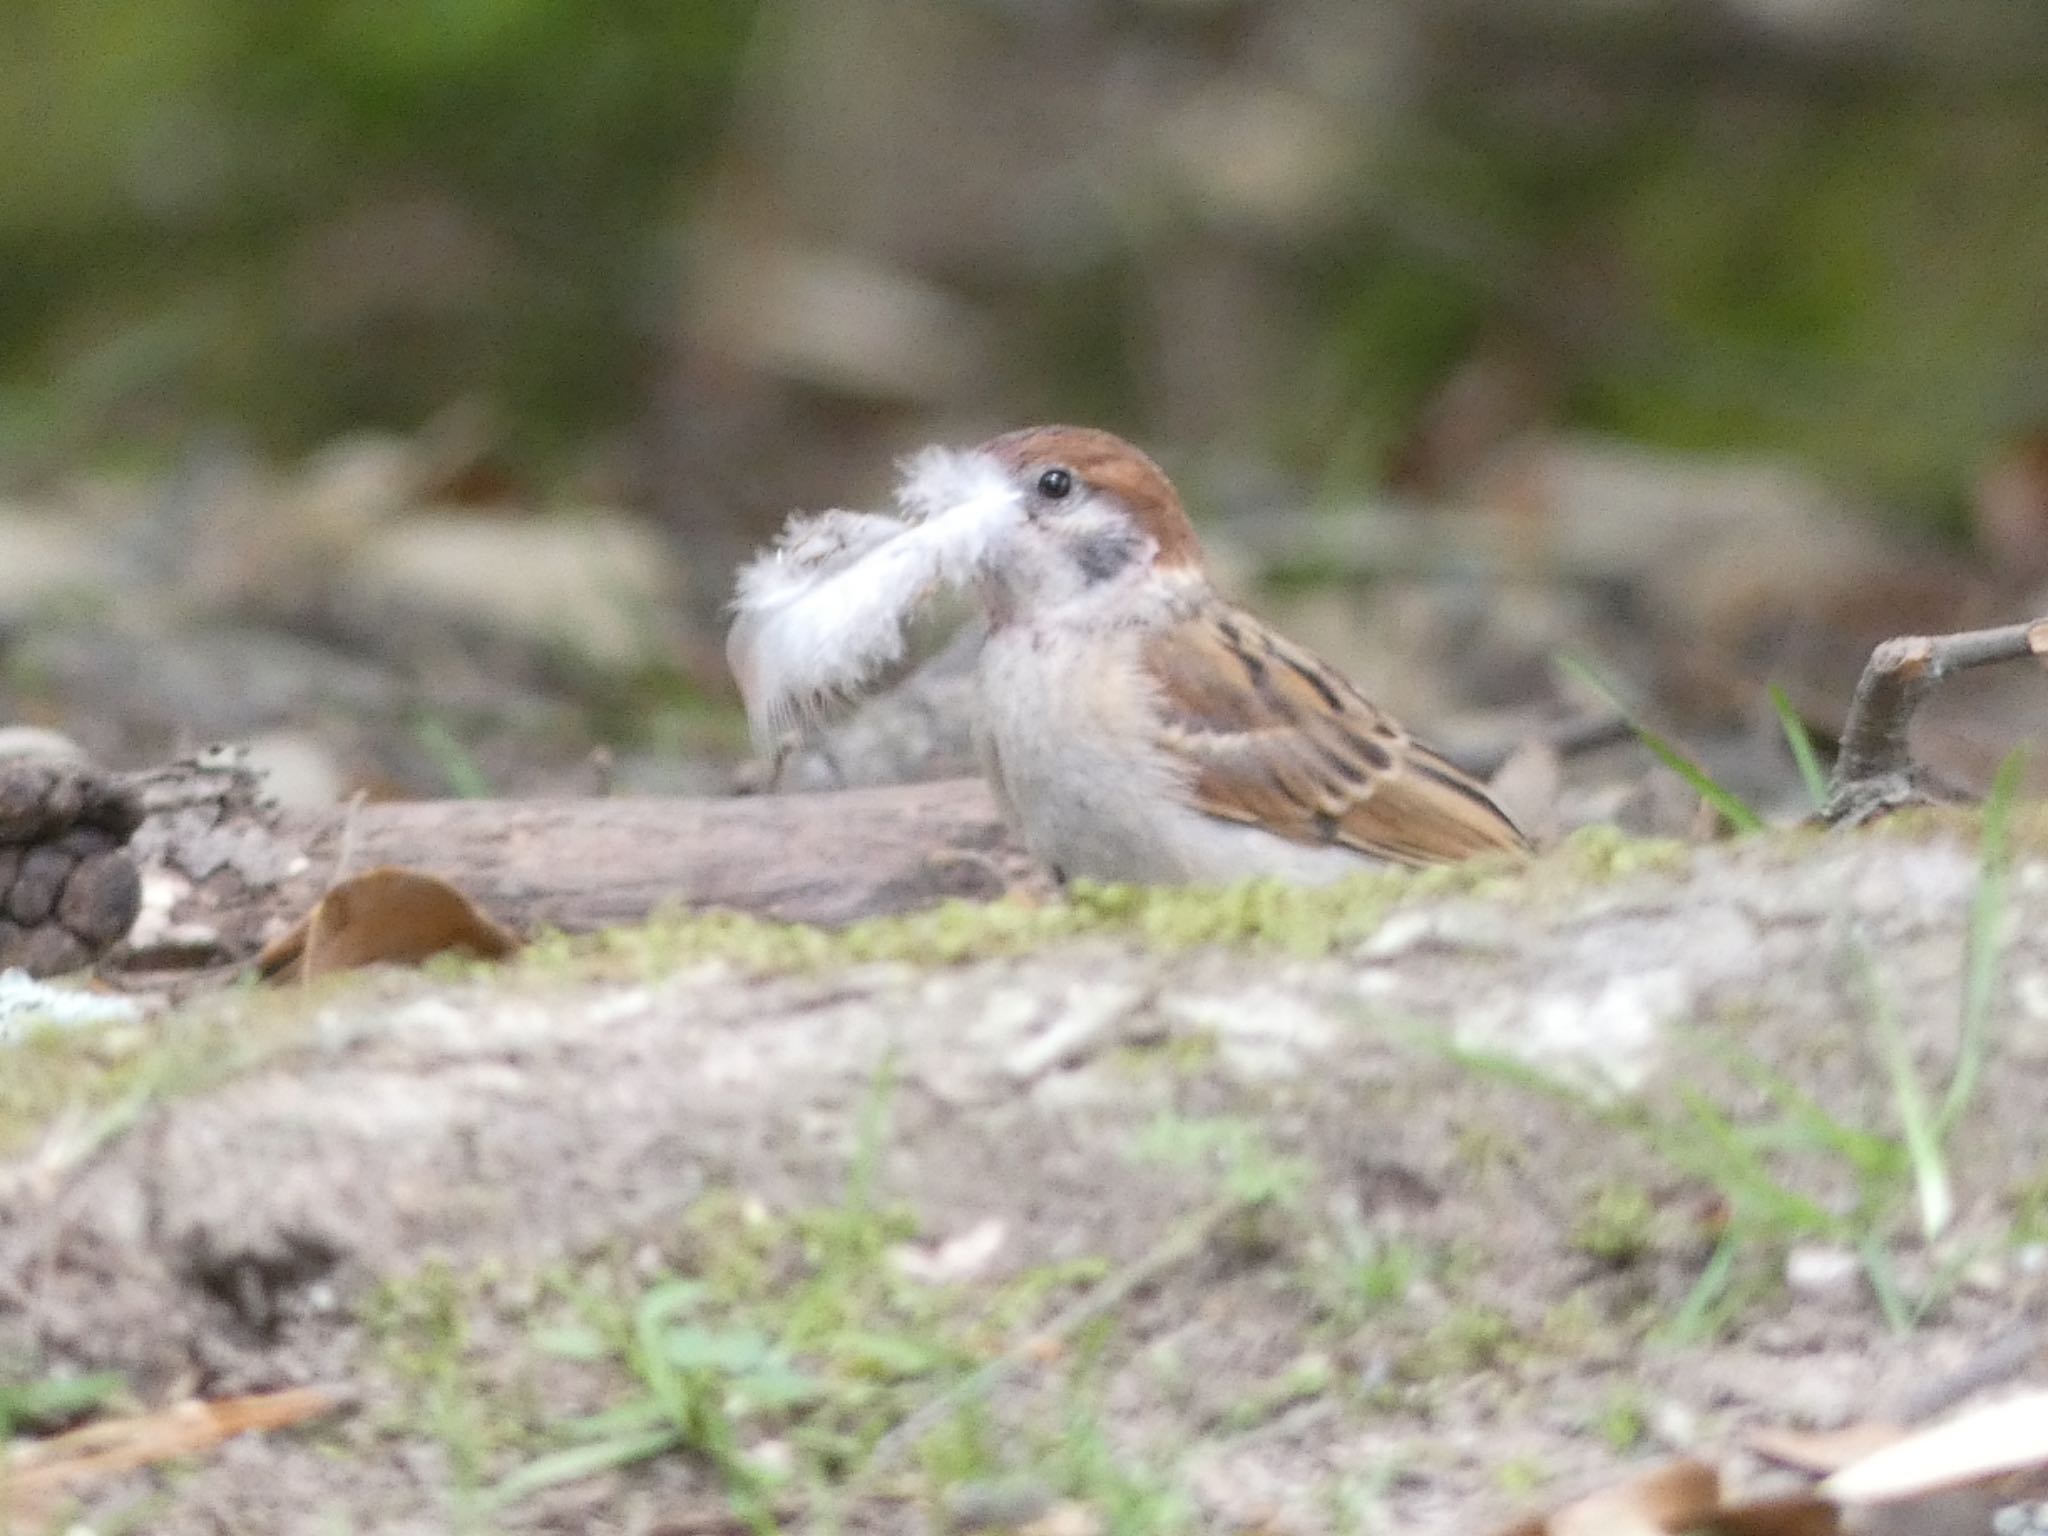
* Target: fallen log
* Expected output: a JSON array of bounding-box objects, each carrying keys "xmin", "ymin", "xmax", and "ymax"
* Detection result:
[
  {"xmin": 134, "ymin": 760, "xmax": 1034, "ymax": 968},
  {"xmin": 20, "ymin": 753, "xmax": 1038, "ymax": 980}
]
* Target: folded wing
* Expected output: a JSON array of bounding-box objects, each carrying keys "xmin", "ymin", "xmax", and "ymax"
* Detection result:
[{"xmin": 1143, "ymin": 606, "xmax": 1529, "ymax": 866}]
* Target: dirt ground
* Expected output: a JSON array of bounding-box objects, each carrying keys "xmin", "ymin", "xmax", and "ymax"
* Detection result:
[{"xmin": 3, "ymin": 818, "xmax": 2046, "ymax": 1534}]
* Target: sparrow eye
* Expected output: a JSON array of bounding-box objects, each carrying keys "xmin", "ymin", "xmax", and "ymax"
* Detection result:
[{"xmin": 1036, "ymin": 467, "xmax": 1073, "ymax": 501}]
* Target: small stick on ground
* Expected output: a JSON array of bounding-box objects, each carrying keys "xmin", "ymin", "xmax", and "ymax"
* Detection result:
[{"xmin": 1823, "ymin": 618, "xmax": 2048, "ymax": 826}]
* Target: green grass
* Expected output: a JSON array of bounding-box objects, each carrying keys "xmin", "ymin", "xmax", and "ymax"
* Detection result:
[
  {"xmin": 496, "ymin": 1278, "xmax": 805, "ymax": 1528},
  {"xmin": 363, "ymin": 1261, "xmax": 543, "ymax": 1528},
  {"xmin": 1437, "ymin": 744, "xmax": 2026, "ymax": 1340},
  {"xmin": 1039, "ymin": 1394, "xmax": 1196, "ymax": 1535},
  {"xmin": 522, "ymin": 819, "xmax": 1717, "ymax": 988},
  {"xmin": 1128, "ymin": 1112, "xmax": 1311, "ymax": 1212},
  {"xmin": 491, "ymin": 1065, "xmax": 960, "ymax": 1521},
  {"xmin": 470, "ymin": 1084, "xmax": 1347, "ymax": 1531},
  {"xmin": 1400, "ymin": 1306, "xmax": 1525, "ymax": 1380},
  {"xmin": 1558, "ymin": 655, "xmax": 1766, "ymax": 834},
  {"xmin": 1308, "ymin": 1229, "xmax": 1422, "ymax": 1329},
  {"xmin": 1448, "ymin": 757, "xmax": 2021, "ymax": 1343},
  {"xmin": 551, "ymin": 866, "xmax": 1468, "ymax": 979},
  {"xmin": 1768, "ymin": 684, "xmax": 1831, "ymax": 811},
  {"xmin": 1946, "ymin": 751, "xmax": 2023, "ymax": 1134},
  {"xmin": 483, "ymin": 1062, "xmax": 1230, "ymax": 1530},
  {"xmin": 1652, "ymin": 759, "xmax": 2019, "ymax": 1335},
  {"xmin": 411, "ymin": 714, "xmax": 498, "ymax": 800},
  {"xmin": 1855, "ymin": 934, "xmax": 1951, "ymax": 1243},
  {"xmin": 1599, "ymin": 997, "xmax": 1993, "ymax": 1339},
  {"xmin": 0, "ymin": 1370, "xmax": 125, "ymax": 1437},
  {"xmin": 1592, "ymin": 1387, "xmax": 1647, "ymax": 1453},
  {"xmin": 0, "ymin": 975, "xmax": 345, "ymax": 1159},
  {"xmin": 1569, "ymin": 1183, "xmax": 1657, "ymax": 1266},
  {"xmin": 1217, "ymin": 1352, "xmax": 1334, "ymax": 1432}
]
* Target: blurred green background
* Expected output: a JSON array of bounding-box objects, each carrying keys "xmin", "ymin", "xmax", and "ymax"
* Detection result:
[{"xmin": 6, "ymin": 0, "xmax": 2048, "ymax": 532}]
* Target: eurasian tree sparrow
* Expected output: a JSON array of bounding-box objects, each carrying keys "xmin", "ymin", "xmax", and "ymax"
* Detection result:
[
  {"xmin": 968, "ymin": 426, "xmax": 1527, "ymax": 884},
  {"xmin": 729, "ymin": 425, "xmax": 1528, "ymax": 884}
]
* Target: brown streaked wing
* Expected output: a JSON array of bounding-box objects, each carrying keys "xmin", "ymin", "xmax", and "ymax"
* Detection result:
[{"xmin": 1142, "ymin": 605, "xmax": 1529, "ymax": 866}]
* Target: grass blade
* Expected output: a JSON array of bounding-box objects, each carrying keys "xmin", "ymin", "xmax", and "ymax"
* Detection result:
[
  {"xmin": 1768, "ymin": 684, "xmax": 1830, "ymax": 811},
  {"xmin": 1943, "ymin": 749, "xmax": 2024, "ymax": 1134},
  {"xmin": 1558, "ymin": 656, "xmax": 1765, "ymax": 834},
  {"xmin": 1690, "ymin": 1034, "xmax": 1903, "ymax": 1182},
  {"xmin": 1665, "ymin": 1089, "xmax": 1838, "ymax": 1235},
  {"xmin": 1661, "ymin": 1234, "xmax": 1740, "ymax": 1345},
  {"xmin": 491, "ymin": 1426, "xmax": 684, "ymax": 1506},
  {"xmin": 1858, "ymin": 1236, "xmax": 1913, "ymax": 1335},
  {"xmin": 412, "ymin": 714, "xmax": 497, "ymax": 799},
  {"xmin": 1853, "ymin": 935, "xmax": 1951, "ymax": 1241},
  {"xmin": 0, "ymin": 1371, "xmax": 125, "ymax": 1435}
]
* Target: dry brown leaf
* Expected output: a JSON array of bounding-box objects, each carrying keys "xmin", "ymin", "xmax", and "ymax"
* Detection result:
[
  {"xmin": 1492, "ymin": 1459, "xmax": 1720, "ymax": 1536},
  {"xmin": 4, "ymin": 1385, "xmax": 344, "ymax": 1527},
  {"xmin": 1745, "ymin": 1422, "xmax": 1908, "ymax": 1477},
  {"xmin": 1708, "ymin": 1494, "xmax": 1842, "ymax": 1536},
  {"xmin": 1820, "ymin": 1390, "xmax": 2048, "ymax": 1506},
  {"xmin": 1554, "ymin": 1460, "xmax": 1720, "ymax": 1536},
  {"xmin": 1491, "ymin": 1459, "xmax": 1839, "ymax": 1536},
  {"xmin": 257, "ymin": 865, "xmax": 520, "ymax": 981}
]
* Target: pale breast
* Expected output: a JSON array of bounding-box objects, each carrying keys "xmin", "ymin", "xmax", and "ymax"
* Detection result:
[
  {"xmin": 974, "ymin": 623, "xmax": 1382, "ymax": 885},
  {"xmin": 976, "ymin": 623, "xmax": 1194, "ymax": 883}
]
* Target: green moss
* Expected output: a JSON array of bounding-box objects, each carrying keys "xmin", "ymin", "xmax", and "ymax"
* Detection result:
[
  {"xmin": 1493, "ymin": 1455, "xmax": 1551, "ymax": 1499},
  {"xmin": 1399, "ymin": 1306, "xmax": 1524, "ymax": 1380},
  {"xmin": 1594, "ymin": 1388, "xmax": 1648, "ymax": 1453},
  {"xmin": 1548, "ymin": 824, "xmax": 1692, "ymax": 882},
  {"xmin": 1570, "ymin": 1183, "xmax": 1657, "ymax": 1267},
  {"xmin": 1219, "ymin": 1352, "xmax": 1334, "ymax": 1432},
  {"xmin": 2009, "ymin": 1171, "xmax": 2048, "ymax": 1247},
  {"xmin": 1828, "ymin": 801, "xmax": 2048, "ymax": 858},
  {"xmin": 1333, "ymin": 1240, "xmax": 1421, "ymax": 1322},
  {"xmin": 528, "ymin": 853, "xmax": 1550, "ymax": 982}
]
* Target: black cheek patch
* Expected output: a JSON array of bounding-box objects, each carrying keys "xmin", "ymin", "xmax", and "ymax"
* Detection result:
[{"xmin": 1072, "ymin": 528, "xmax": 1141, "ymax": 584}]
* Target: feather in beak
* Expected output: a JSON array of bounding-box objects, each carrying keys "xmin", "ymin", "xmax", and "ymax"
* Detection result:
[{"xmin": 726, "ymin": 448, "xmax": 1020, "ymax": 750}]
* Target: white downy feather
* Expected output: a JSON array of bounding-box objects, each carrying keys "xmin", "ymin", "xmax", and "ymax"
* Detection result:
[{"xmin": 726, "ymin": 448, "xmax": 1019, "ymax": 750}]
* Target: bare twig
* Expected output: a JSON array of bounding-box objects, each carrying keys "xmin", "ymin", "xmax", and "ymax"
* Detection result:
[
  {"xmin": 1823, "ymin": 619, "xmax": 2048, "ymax": 826},
  {"xmin": 4, "ymin": 1385, "xmax": 348, "ymax": 1526}
]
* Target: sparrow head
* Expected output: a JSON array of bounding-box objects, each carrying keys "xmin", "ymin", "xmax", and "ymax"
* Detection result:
[{"xmin": 970, "ymin": 425, "xmax": 1205, "ymax": 617}]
